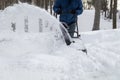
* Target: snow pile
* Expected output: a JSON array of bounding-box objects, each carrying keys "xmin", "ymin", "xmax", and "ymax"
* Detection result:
[
  {"xmin": 0, "ymin": 3, "xmax": 65, "ymax": 53},
  {"xmin": 0, "ymin": 3, "xmax": 78, "ymax": 80},
  {"xmin": 0, "ymin": 3, "xmax": 69, "ymax": 80},
  {"xmin": 0, "ymin": 3, "xmax": 59, "ymax": 32}
]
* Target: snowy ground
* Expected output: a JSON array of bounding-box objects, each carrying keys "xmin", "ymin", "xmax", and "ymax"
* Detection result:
[
  {"xmin": 0, "ymin": 3, "xmax": 120, "ymax": 80},
  {"xmin": 78, "ymin": 10, "xmax": 120, "ymax": 32}
]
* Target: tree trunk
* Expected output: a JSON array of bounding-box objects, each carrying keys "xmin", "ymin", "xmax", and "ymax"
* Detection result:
[
  {"xmin": 113, "ymin": 0, "xmax": 117, "ymax": 29},
  {"xmin": 50, "ymin": 0, "xmax": 53, "ymax": 14},
  {"xmin": 92, "ymin": 0, "xmax": 101, "ymax": 31},
  {"xmin": 109, "ymin": 0, "xmax": 113, "ymax": 19},
  {"xmin": 45, "ymin": 0, "xmax": 48, "ymax": 11}
]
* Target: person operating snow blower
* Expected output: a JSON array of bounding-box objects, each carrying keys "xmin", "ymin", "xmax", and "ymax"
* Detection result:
[
  {"xmin": 53, "ymin": 0, "xmax": 87, "ymax": 54},
  {"xmin": 53, "ymin": 0, "xmax": 83, "ymax": 38}
]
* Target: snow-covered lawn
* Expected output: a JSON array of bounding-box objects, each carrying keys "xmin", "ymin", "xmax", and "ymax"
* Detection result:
[
  {"xmin": 78, "ymin": 10, "xmax": 120, "ymax": 32},
  {"xmin": 0, "ymin": 3, "xmax": 120, "ymax": 80}
]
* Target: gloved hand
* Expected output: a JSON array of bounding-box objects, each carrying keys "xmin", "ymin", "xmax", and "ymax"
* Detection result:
[
  {"xmin": 57, "ymin": 10, "xmax": 62, "ymax": 14},
  {"xmin": 70, "ymin": 10, "xmax": 76, "ymax": 14}
]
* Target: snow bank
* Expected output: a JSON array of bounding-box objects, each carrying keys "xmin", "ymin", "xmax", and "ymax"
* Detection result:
[
  {"xmin": 0, "ymin": 3, "xmax": 65, "ymax": 53},
  {"xmin": 80, "ymin": 29, "xmax": 120, "ymax": 80},
  {"xmin": 0, "ymin": 3, "xmax": 60, "ymax": 32},
  {"xmin": 81, "ymin": 29, "xmax": 120, "ymax": 44},
  {"xmin": 0, "ymin": 3, "xmax": 69, "ymax": 80}
]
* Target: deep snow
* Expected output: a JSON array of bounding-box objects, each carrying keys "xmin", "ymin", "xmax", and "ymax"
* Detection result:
[{"xmin": 0, "ymin": 3, "xmax": 120, "ymax": 80}]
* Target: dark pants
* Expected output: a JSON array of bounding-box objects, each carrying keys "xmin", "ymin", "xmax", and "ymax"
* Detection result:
[{"xmin": 67, "ymin": 23, "xmax": 76, "ymax": 38}]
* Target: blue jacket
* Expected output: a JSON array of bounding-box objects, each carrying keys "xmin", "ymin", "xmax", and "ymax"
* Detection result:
[{"xmin": 53, "ymin": 0, "xmax": 83, "ymax": 25}]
